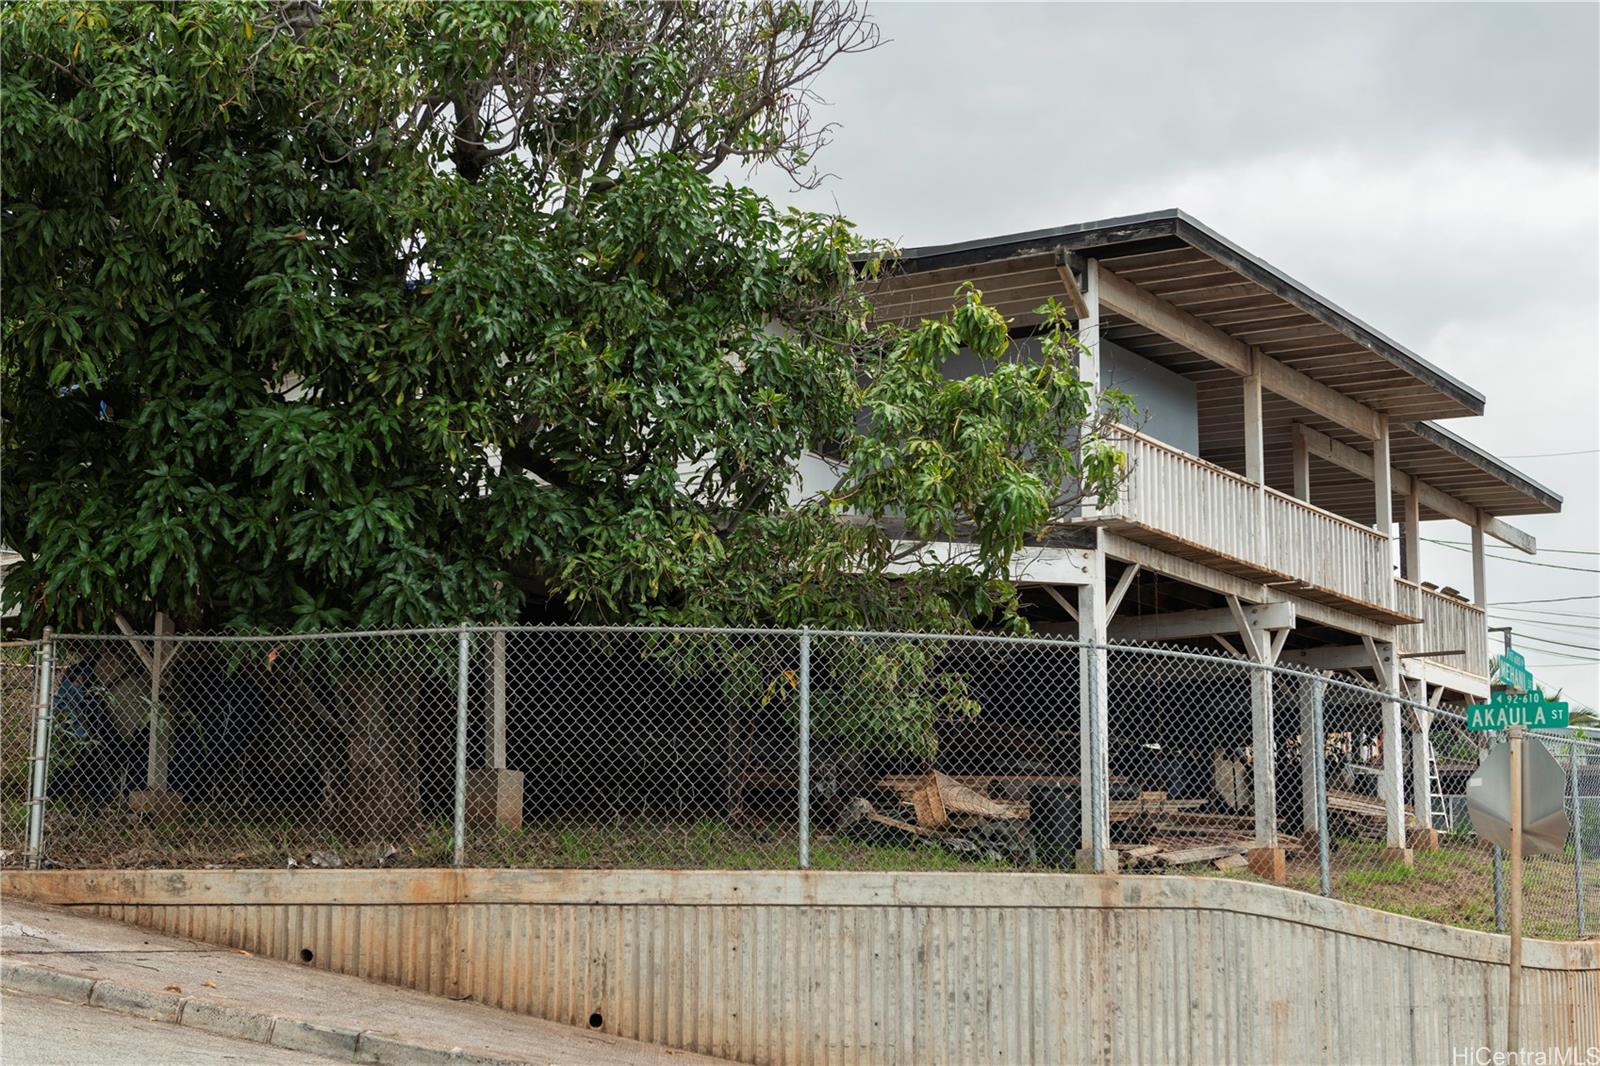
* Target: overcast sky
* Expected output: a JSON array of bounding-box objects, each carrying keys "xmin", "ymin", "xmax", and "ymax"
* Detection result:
[{"xmin": 749, "ymin": 2, "xmax": 1600, "ymax": 705}]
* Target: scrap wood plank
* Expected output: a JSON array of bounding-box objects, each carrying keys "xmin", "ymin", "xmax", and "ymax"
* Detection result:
[
  {"xmin": 1328, "ymin": 789, "xmax": 1414, "ymax": 821},
  {"xmin": 1156, "ymin": 841, "xmax": 1251, "ymax": 866},
  {"xmin": 910, "ymin": 777, "xmax": 948, "ymax": 828},
  {"xmin": 878, "ymin": 773, "xmax": 1124, "ymax": 794},
  {"xmin": 861, "ymin": 811, "xmax": 945, "ymax": 839},
  {"xmin": 929, "ymin": 772, "xmax": 1026, "ymax": 820}
]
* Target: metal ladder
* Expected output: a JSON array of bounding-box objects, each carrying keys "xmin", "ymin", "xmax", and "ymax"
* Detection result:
[{"xmin": 1426, "ymin": 743, "xmax": 1453, "ymax": 831}]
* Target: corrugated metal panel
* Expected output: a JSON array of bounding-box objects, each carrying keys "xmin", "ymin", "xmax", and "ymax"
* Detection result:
[{"xmin": 18, "ymin": 871, "xmax": 1592, "ymax": 1066}]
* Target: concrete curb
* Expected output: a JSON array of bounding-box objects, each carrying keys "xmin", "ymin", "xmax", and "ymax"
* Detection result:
[{"xmin": 1, "ymin": 959, "xmax": 523, "ymax": 1065}]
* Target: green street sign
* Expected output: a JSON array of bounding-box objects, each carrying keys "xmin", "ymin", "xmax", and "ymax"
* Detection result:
[
  {"xmin": 1467, "ymin": 689, "xmax": 1569, "ymax": 731},
  {"xmin": 1495, "ymin": 648, "xmax": 1533, "ymax": 693}
]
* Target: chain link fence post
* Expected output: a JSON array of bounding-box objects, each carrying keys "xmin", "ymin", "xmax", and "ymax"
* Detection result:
[
  {"xmin": 25, "ymin": 629, "xmax": 55, "ymax": 870},
  {"xmin": 1311, "ymin": 673, "xmax": 1332, "ymax": 897},
  {"xmin": 797, "ymin": 626, "xmax": 811, "ymax": 871},
  {"xmin": 1085, "ymin": 640, "xmax": 1106, "ymax": 874},
  {"xmin": 454, "ymin": 624, "xmax": 470, "ymax": 868},
  {"xmin": 1493, "ymin": 844, "xmax": 1505, "ymax": 932},
  {"xmin": 1572, "ymin": 744, "xmax": 1586, "ymax": 935}
]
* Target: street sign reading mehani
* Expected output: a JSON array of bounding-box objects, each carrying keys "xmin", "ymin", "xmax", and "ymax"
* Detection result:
[
  {"xmin": 1494, "ymin": 648, "xmax": 1534, "ymax": 694},
  {"xmin": 1466, "ymin": 689, "xmax": 1569, "ymax": 731}
]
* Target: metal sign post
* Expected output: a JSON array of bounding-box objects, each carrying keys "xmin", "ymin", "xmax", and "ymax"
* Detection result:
[
  {"xmin": 1507, "ymin": 724, "xmax": 1523, "ymax": 1056},
  {"xmin": 1467, "ymin": 727, "xmax": 1570, "ymax": 1057}
]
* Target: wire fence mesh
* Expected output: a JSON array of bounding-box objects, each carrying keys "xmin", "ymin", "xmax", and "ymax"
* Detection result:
[
  {"xmin": 5, "ymin": 625, "xmax": 1593, "ymax": 939},
  {"xmin": 0, "ymin": 642, "xmax": 39, "ymax": 864}
]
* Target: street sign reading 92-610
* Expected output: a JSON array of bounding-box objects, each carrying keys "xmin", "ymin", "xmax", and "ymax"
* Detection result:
[{"xmin": 1466, "ymin": 689, "xmax": 1569, "ymax": 731}]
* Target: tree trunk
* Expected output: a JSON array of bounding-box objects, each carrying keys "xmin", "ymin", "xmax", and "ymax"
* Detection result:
[{"xmin": 327, "ymin": 678, "xmax": 419, "ymax": 843}]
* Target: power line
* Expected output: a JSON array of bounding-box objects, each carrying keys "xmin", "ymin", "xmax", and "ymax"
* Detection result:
[
  {"xmin": 1490, "ymin": 615, "xmax": 1600, "ymax": 633},
  {"xmin": 1487, "ymin": 595, "xmax": 1598, "ymax": 605},
  {"xmin": 1498, "ymin": 448, "xmax": 1600, "ymax": 458},
  {"xmin": 1491, "ymin": 605, "xmax": 1600, "ymax": 623},
  {"xmin": 1503, "ymin": 631, "xmax": 1600, "ymax": 653},
  {"xmin": 1486, "ymin": 606, "xmax": 1600, "ymax": 620},
  {"xmin": 1425, "ymin": 538, "xmax": 1600, "ymax": 557},
  {"xmin": 1516, "ymin": 645, "xmax": 1600, "ymax": 662},
  {"xmin": 1425, "ymin": 540, "xmax": 1600, "ymax": 573}
]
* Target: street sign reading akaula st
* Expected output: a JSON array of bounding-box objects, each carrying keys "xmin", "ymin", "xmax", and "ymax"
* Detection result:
[
  {"xmin": 1466, "ymin": 689, "xmax": 1569, "ymax": 731},
  {"xmin": 1464, "ymin": 739, "xmax": 1571, "ymax": 856}
]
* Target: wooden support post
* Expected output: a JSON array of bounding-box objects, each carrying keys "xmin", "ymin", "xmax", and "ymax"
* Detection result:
[
  {"xmin": 468, "ymin": 630, "xmax": 522, "ymax": 830},
  {"xmin": 1076, "ymin": 530, "xmax": 1115, "ymax": 873},
  {"xmin": 129, "ymin": 612, "xmax": 182, "ymax": 816},
  {"xmin": 490, "ymin": 631, "xmax": 507, "ymax": 770},
  {"xmin": 1365, "ymin": 637, "xmax": 1413, "ymax": 865},
  {"xmin": 1069, "ymin": 264, "xmax": 1111, "ymax": 874},
  {"xmin": 1243, "ymin": 358, "xmax": 1264, "ymax": 485},
  {"xmin": 1402, "ymin": 491, "xmax": 1422, "ymax": 581},
  {"xmin": 1372, "ymin": 415, "xmax": 1393, "ymax": 539},
  {"xmin": 1076, "ymin": 259, "xmax": 1102, "ymax": 520},
  {"xmin": 1292, "ymin": 427, "xmax": 1311, "ymax": 503},
  {"xmin": 1471, "ymin": 513, "xmax": 1488, "ymax": 608},
  {"xmin": 1228, "ymin": 595, "xmax": 1290, "ymax": 881},
  {"xmin": 1243, "ymin": 354, "xmax": 1266, "ymax": 557},
  {"xmin": 1298, "ymin": 678, "xmax": 1321, "ymax": 836}
]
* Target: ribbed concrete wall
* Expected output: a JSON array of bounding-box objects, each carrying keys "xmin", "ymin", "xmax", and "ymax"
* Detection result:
[{"xmin": 5, "ymin": 870, "xmax": 1596, "ymax": 1065}]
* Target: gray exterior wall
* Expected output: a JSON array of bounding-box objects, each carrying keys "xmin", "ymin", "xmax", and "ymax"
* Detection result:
[
  {"xmin": 940, "ymin": 338, "xmax": 1200, "ymax": 455},
  {"xmin": 1101, "ymin": 339, "xmax": 1199, "ymax": 455}
]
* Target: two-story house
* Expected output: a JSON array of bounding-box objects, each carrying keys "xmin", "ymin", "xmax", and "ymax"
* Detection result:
[{"xmin": 864, "ymin": 209, "xmax": 1563, "ymax": 876}]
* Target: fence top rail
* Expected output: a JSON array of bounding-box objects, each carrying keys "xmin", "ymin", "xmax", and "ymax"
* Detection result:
[{"xmin": 40, "ymin": 622, "xmax": 1512, "ymax": 719}]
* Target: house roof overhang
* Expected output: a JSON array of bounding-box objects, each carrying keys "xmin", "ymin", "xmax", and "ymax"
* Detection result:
[
  {"xmin": 864, "ymin": 208, "xmax": 1486, "ymax": 423},
  {"xmin": 863, "ymin": 209, "xmax": 1562, "ymax": 522}
]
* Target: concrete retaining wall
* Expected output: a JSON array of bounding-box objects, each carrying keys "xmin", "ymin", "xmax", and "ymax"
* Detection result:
[{"xmin": 5, "ymin": 869, "xmax": 1596, "ymax": 1065}]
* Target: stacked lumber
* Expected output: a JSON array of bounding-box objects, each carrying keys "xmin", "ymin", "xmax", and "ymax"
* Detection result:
[{"xmin": 1328, "ymin": 789, "xmax": 1415, "ymax": 840}]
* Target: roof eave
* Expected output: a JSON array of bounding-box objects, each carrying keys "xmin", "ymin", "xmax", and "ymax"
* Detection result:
[
  {"xmin": 1406, "ymin": 420, "xmax": 1564, "ymax": 515},
  {"xmin": 878, "ymin": 209, "xmax": 1488, "ymax": 420}
]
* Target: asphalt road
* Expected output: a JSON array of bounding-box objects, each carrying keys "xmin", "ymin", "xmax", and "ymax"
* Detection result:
[{"xmin": 0, "ymin": 989, "xmax": 336, "ymax": 1065}]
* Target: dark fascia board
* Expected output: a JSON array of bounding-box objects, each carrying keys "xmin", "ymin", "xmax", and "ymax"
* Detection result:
[
  {"xmin": 1405, "ymin": 420, "xmax": 1564, "ymax": 514},
  {"xmin": 877, "ymin": 208, "xmax": 1488, "ymax": 418}
]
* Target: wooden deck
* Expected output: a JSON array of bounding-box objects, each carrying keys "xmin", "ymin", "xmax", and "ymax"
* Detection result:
[
  {"xmin": 1394, "ymin": 579, "xmax": 1489, "ymax": 679},
  {"xmin": 1098, "ymin": 428, "xmax": 1415, "ymax": 625}
]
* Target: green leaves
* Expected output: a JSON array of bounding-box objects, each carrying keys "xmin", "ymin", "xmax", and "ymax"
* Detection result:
[{"xmin": 2, "ymin": 2, "xmax": 1126, "ymax": 755}]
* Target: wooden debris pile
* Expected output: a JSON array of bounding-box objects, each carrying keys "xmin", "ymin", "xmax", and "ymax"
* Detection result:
[
  {"xmin": 1326, "ymin": 788, "xmax": 1416, "ymax": 840},
  {"xmin": 837, "ymin": 773, "xmax": 1273, "ymax": 870}
]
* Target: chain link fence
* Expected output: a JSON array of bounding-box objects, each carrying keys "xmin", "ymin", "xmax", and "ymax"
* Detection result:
[
  {"xmin": 1, "ymin": 641, "xmax": 41, "ymax": 865},
  {"xmin": 5, "ymin": 625, "xmax": 1592, "ymax": 938}
]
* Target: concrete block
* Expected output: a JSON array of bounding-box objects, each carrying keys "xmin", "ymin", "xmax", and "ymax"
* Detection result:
[
  {"xmin": 1409, "ymin": 827, "xmax": 1440, "ymax": 851},
  {"xmin": 1381, "ymin": 846, "xmax": 1416, "ymax": 868},
  {"xmin": 1247, "ymin": 847, "xmax": 1287, "ymax": 883},
  {"xmin": 90, "ymin": 980, "xmax": 184, "ymax": 1023},
  {"xmin": 180, "ymin": 998, "xmax": 276, "ymax": 1044},
  {"xmin": 0, "ymin": 960, "xmax": 97, "ymax": 1004},
  {"xmin": 466, "ymin": 768, "xmax": 524, "ymax": 830},
  {"xmin": 1074, "ymin": 848, "xmax": 1120, "ymax": 873},
  {"xmin": 271, "ymin": 1017, "xmax": 360, "ymax": 1058}
]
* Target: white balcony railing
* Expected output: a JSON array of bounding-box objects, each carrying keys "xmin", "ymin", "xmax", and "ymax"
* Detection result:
[
  {"xmin": 1394, "ymin": 580, "xmax": 1489, "ymax": 678},
  {"xmin": 1099, "ymin": 428, "xmax": 1393, "ymax": 612}
]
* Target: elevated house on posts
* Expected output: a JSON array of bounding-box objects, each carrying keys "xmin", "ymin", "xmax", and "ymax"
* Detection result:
[{"xmin": 861, "ymin": 209, "xmax": 1563, "ymax": 875}]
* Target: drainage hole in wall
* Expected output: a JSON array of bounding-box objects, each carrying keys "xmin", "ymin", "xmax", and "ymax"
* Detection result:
[
  {"xmin": 299, "ymin": 948, "xmax": 315, "ymax": 964},
  {"xmin": 588, "ymin": 1012, "xmax": 603, "ymax": 1029}
]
